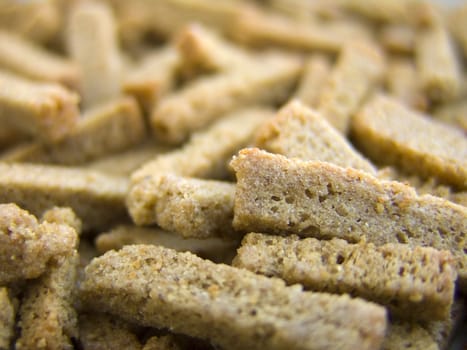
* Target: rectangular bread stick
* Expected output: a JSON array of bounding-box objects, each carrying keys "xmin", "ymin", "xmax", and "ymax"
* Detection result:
[
  {"xmin": 95, "ymin": 225, "xmax": 238, "ymax": 264},
  {"xmin": 67, "ymin": 1, "xmax": 123, "ymax": 108},
  {"xmin": 123, "ymin": 47, "xmax": 180, "ymax": 114},
  {"xmin": 0, "ymin": 203, "xmax": 78, "ymax": 285},
  {"xmin": 0, "ymin": 163, "xmax": 129, "ymax": 232},
  {"xmin": 351, "ymin": 94, "xmax": 467, "ymax": 189},
  {"xmin": 133, "ymin": 107, "xmax": 274, "ymax": 182},
  {"xmin": 416, "ymin": 22, "xmax": 462, "ymax": 103},
  {"xmin": 15, "ymin": 250, "xmax": 79, "ymax": 350},
  {"xmin": 234, "ymin": 233, "xmax": 456, "ymax": 321},
  {"xmin": 317, "ymin": 41, "xmax": 385, "ymax": 134},
  {"xmin": 15, "ymin": 96, "xmax": 146, "ymax": 165},
  {"xmin": 80, "ymin": 245, "xmax": 387, "ymax": 350},
  {"xmin": 230, "ymin": 148, "xmax": 467, "ymax": 288},
  {"xmin": 150, "ymin": 55, "xmax": 301, "ymax": 144},
  {"xmin": 79, "ymin": 312, "xmax": 142, "ymax": 350},
  {"xmin": 0, "ymin": 70, "xmax": 79, "ymax": 143},
  {"xmin": 385, "ymin": 59, "xmax": 428, "ymax": 111},
  {"xmin": 127, "ymin": 174, "xmax": 236, "ymax": 239},
  {"xmin": 232, "ymin": 6, "xmax": 369, "ymax": 53},
  {"xmin": 176, "ymin": 23, "xmax": 253, "ymax": 74},
  {"xmin": 254, "ymin": 100, "xmax": 376, "ymax": 174},
  {"xmin": 0, "ymin": 287, "xmax": 16, "ymax": 350},
  {"xmin": 0, "ymin": 30, "xmax": 79, "ymax": 89},
  {"xmin": 293, "ymin": 55, "xmax": 331, "ymax": 108}
]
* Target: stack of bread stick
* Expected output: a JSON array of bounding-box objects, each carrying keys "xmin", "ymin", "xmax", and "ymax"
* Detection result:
[{"xmin": 0, "ymin": 0, "xmax": 466, "ymax": 349}]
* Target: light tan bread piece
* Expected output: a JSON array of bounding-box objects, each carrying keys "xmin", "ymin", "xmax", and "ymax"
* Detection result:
[
  {"xmin": 255, "ymin": 100, "xmax": 376, "ymax": 174},
  {"xmin": 15, "ymin": 208, "xmax": 80, "ymax": 350},
  {"xmin": 450, "ymin": 3, "xmax": 467, "ymax": 58},
  {"xmin": 79, "ymin": 312, "xmax": 142, "ymax": 350},
  {"xmin": 86, "ymin": 142, "xmax": 171, "ymax": 177},
  {"xmin": 382, "ymin": 322, "xmax": 439, "ymax": 350},
  {"xmin": 339, "ymin": 0, "xmax": 436, "ymax": 25},
  {"xmin": 230, "ymin": 148, "xmax": 467, "ymax": 287},
  {"xmin": 317, "ymin": 40, "xmax": 385, "ymax": 134},
  {"xmin": 0, "ymin": 70, "xmax": 79, "ymax": 143},
  {"xmin": 123, "ymin": 46, "xmax": 180, "ymax": 114},
  {"xmin": 81, "ymin": 245, "xmax": 387, "ymax": 350},
  {"xmin": 416, "ymin": 22, "xmax": 462, "ymax": 103},
  {"xmin": 112, "ymin": 0, "xmax": 242, "ymax": 43},
  {"xmin": 67, "ymin": 1, "xmax": 123, "ymax": 108},
  {"xmin": 127, "ymin": 174, "xmax": 236, "ymax": 239},
  {"xmin": 0, "ymin": 203, "xmax": 78, "ymax": 285},
  {"xmin": 0, "ymin": 163, "xmax": 129, "ymax": 232},
  {"xmin": 176, "ymin": 23, "xmax": 253, "ymax": 74},
  {"xmin": 16, "ymin": 250, "xmax": 79, "ymax": 350},
  {"xmin": 351, "ymin": 94, "xmax": 467, "ymax": 189},
  {"xmin": 234, "ymin": 233, "xmax": 456, "ymax": 321},
  {"xmin": 232, "ymin": 5, "xmax": 369, "ymax": 53},
  {"xmin": 8, "ymin": 96, "xmax": 146, "ymax": 165},
  {"xmin": 150, "ymin": 54, "xmax": 301, "ymax": 144},
  {"xmin": 433, "ymin": 100, "xmax": 467, "ymax": 133},
  {"xmin": 0, "ymin": 0, "xmax": 60, "ymax": 43},
  {"xmin": 293, "ymin": 55, "xmax": 331, "ymax": 108},
  {"xmin": 143, "ymin": 335, "xmax": 183, "ymax": 350},
  {"xmin": 385, "ymin": 58, "xmax": 428, "ymax": 111},
  {"xmin": 134, "ymin": 107, "xmax": 274, "ymax": 182},
  {"xmin": 0, "ymin": 30, "xmax": 79, "ymax": 88},
  {"xmin": 0, "ymin": 288, "xmax": 15, "ymax": 350},
  {"xmin": 380, "ymin": 25, "xmax": 416, "ymax": 54},
  {"xmin": 95, "ymin": 225, "xmax": 238, "ymax": 264}
]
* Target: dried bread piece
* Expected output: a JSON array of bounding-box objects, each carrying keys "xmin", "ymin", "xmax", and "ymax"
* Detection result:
[
  {"xmin": 234, "ymin": 233, "xmax": 456, "ymax": 322},
  {"xmin": 13, "ymin": 96, "xmax": 146, "ymax": 165},
  {"xmin": 293, "ymin": 55, "xmax": 331, "ymax": 108},
  {"xmin": 380, "ymin": 25, "xmax": 416, "ymax": 54},
  {"xmin": 67, "ymin": 1, "xmax": 123, "ymax": 108},
  {"xmin": 232, "ymin": 5, "xmax": 369, "ymax": 53},
  {"xmin": 255, "ymin": 100, "xmax": 376, "ymax": 173},
  {"xmin": 150, "ymin": 55, "xmax": 301, "ymax": 144},
  {"xmin": 79, "ymin": 312, "xmax": 142, "ymax": 350},
  {"xmin": 351, "ymin": 94, "xmax": 467, "ymax": 189},
  {"xmin": 0, "ymin": 163, "xmax": 129, "ymax": 232},
  {"xmin": 382, "ymin": 322, "xmax": 439, "ymax": 350},
  {"xmin": 16, "ymin": 250, "xmax": 79, "ymax": 350},
  {"xmin": 416, "ymin": 22, "xmax": 462, "ymax": 103},
  {"xmin": 0, "ymin": 70, "xmax": 79, "ymax": 143},
  {"xmin": 385, "ymin": 58, "xmax": 428, "ymax": 111},
  {"xmin": 230, "ymin": 148, "xmax": 467, "ymax": 288},
  {"xmin": 95, "ymin": 225, "xmax": 238, "ymax": 263},
  {"xmin": 317, "ymin": 40, "xmax": 385, "ymax": 134},
  {"xmin": 176, "ymin": 23, "xmax": 253, "ymax": 74},
  {"xmin": 433, "ymin": 100, "xmax": 467, "ymax": 133},
  {"xmin": 123, "ymin": 47, "xmax": 180, "ymax": 114},
  {"xmin": 81, "ymin": 245, "xmax": 387, "ymax": 350},
  {"xmin": 133, "ymin": 107, "xmax": 273, "ymax": 182},
  {"xmin": 0, "ymin": 30, "xmax": 79, "ymax": 88},
  {"xmin": 86, "ymin": 142, "xmax": 171, "ymax": 177},
  {"xmin": 0, "ymin": 203, "xmax": 78, "ymax": 285},
  {"xmin": 0, "ymin": 287, "xmax": 16, "ymax": 350},
  {"xmin": 127, "ymin": 174, "xmax": 236, "ymax": 239}
]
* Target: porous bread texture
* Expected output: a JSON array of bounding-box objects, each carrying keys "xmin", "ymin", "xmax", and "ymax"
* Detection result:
[
  {"xmin": 127, "ymin": 174, "xmax": 236, "ymax": 238},
  {"xmin": 81, "ymin": 245, "xmax": 387, "ymax": 350},
  {"xmin": 254, "ymin": 100, "xmax": 376, "ymax": 173},
  {"xmin": 0, "ymin": 288, "xmax": 15, "ymax": 350},
  {"xmin": 234, "ymin": 233, "xmax": 456, "ymax": 321},
  {"xmin": 230, "ymin": 148, "xmax": 467, "ymax": 288},
  {"xmin": 0, "ymin": 203, "xmax": 78, "ymax": 285},
  {"xmin": 351, "ymin": 94, "xmax": 467, "ymax": 189}
]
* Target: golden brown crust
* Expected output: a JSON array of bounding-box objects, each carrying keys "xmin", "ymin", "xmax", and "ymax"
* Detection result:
[
  {"xmin": 81, "ymin": 245, "xmax": 387, "ymax": 350},
  {"xmin": 234, "ymin": 233, "xmax": 456, "ymax": 321},
  {"xmin": 230, "ymin": 148, "xmax": 467, "ymax": 286}
]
